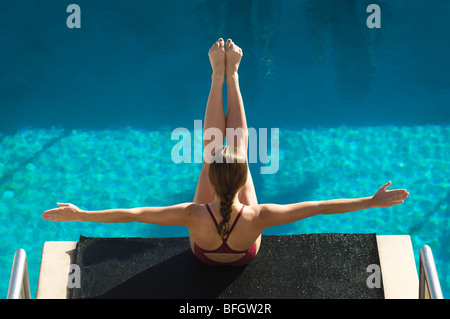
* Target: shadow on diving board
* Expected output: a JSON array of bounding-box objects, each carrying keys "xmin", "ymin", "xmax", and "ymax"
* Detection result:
[{"xmin": 69, "ymin": 233, "xmax": 384, "ymax": 299}]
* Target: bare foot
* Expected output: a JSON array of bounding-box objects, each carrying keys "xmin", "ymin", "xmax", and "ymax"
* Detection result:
[
  {"xmin": 208, "ymin": 38, "xmax": 226, "ymax": 77},
  {"xmin": 225, "ymin": 39, "xmax": 243, "ymax": 77}
]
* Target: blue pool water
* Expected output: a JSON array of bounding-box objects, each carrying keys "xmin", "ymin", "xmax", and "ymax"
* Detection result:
[{"xmin": 1, "ymin": 1, "xmax": 449, "ymax": 298}]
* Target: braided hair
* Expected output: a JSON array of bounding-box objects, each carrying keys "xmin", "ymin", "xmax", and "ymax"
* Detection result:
[{"xmin": 208, "ymin": 146, "xmax": 248, "ymax": 239}]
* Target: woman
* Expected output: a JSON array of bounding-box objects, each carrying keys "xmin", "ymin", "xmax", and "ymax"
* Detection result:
[{"xmin": 42, "ymin": 38, "xmax": 409, "ymax": 266}]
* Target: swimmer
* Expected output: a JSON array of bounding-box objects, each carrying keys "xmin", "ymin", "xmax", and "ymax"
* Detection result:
[{"xmin": 42, "ymin": 38, "xmax": 409, "ymax": 266}]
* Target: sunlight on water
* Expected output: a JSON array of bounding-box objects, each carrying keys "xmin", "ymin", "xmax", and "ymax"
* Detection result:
[{"xmin": 0, "ymin": 125, "xmax": 449, "ymax": 298}]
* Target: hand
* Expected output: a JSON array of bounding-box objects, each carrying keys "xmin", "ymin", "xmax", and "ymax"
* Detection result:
[
  {"xmin": 42, "ymin": 203, "xmax": 81, "ymax": 222},
  {"xmin": 371, "ymin": 182, "xmax": 409, "ymax": 208}
]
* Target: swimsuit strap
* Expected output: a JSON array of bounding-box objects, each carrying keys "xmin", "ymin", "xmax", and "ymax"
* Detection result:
[
  {"xmin": 224, "ymin": 204, "xmax": 245, "ymax": 241},
  {"xmin": 205, "ymin": 204, "xmax": 246, "ymax": 241},
  {"xmin": 205, "ymin": 204, "xmax": 219, "ymax": 228}
]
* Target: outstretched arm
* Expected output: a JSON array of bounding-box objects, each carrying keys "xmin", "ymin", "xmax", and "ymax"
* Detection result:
[
  {"xmin": 42, "ymin": 202, "xmax": 194, "ymax": 227},
  {"xmin": 256, "ymin": 181, "xmax": 409, "ymax": 228}
]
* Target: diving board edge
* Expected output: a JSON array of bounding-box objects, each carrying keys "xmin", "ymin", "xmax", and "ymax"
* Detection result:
[{"xmin": 36, "ymin": 235, "xmax": 418, "ymax": 299}]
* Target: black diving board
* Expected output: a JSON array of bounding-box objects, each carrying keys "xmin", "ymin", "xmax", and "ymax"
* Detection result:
[{"xmin": 69, "ymin": 233, "xmax": 384, "ymax": 299}]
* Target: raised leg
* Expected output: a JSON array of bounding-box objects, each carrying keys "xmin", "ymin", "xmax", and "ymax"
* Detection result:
[
  {"xmin": 224, "ymin": 39, "xmax": 258, "ymax": 206},
  {"xmin": 193, "ymin": 39, "xmax": 226, "ymax": 204}
]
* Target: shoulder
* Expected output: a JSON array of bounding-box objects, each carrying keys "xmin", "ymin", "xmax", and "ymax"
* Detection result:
[
  {"xmin": 240, "ymin": 204, "xmax": 266, "ymax": 229},
  {"xmin": 241, "ymin": 204, "xmax": 260, "ymax": 219},
  {"xmin": 244, "ymin": 203, "xmax": 290, "ymax": 229},
  {"xmin": 183, "ymin": 203, "xmax": 209, "ymax": 222},
  {"xmin": 185, "ymin": 203, "xmax": 205, "ymax": 214}
]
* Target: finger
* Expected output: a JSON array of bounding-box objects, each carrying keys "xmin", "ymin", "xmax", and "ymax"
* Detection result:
[
  {"xmin": 381, "ymin": 181, "xmax": 391, "ymax": 190},
  {"xmin": 399, "ymin": 190, "xmax": 409, "ymax": 197},
  {"xmin": 43, "ymin": 208, "xmax": 59, "ymax": 214},
  {"xmin": 57, "ymin": 203, "xmax": 70, "ymax": 206},
  {"xmin": 389, "ymin": 188, "xmax": 407, "ymax": 192},
  {"xmin": 389, "ymin": 189, "xmax": 409, "ymax": 197},
  {"xmin": 42, "ymin": 212, "xmax": 54, "ymax": 219},
  {"xmin": 402, "ymin": 192, "xmax": 409, "ymax": 199}
]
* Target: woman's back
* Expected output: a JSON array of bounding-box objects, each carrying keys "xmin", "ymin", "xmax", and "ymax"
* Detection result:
[{"xmin": 188, "ymin": 202, "xmax": 262, "ymax": 265}]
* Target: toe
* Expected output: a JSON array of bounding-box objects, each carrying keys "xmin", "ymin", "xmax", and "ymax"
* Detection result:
[
  {"xmin": 218, "ymin": 38, "xmax": 225, "ymax": 50},
  {"xmin": 226, "ymin": 39, "xmax": 232, "ymax": 49}
]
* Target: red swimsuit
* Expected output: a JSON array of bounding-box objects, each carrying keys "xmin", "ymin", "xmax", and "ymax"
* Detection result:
[{"xmin": 194, "ymin": 204, "xmax": 257, "ymax": 266}]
